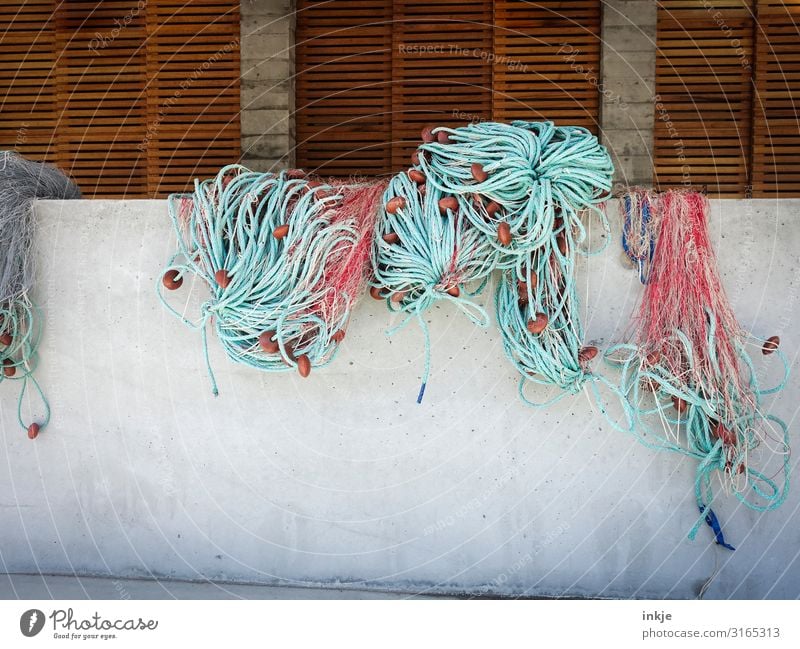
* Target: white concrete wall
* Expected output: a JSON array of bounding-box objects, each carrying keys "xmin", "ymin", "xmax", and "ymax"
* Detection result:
[{"xmin": 1, "ymin": 199, "xmax": 798, "ymax": 599}]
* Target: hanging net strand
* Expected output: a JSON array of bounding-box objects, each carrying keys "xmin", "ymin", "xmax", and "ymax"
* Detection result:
[{"xmin": 1, "ymin": 151, "xmax": 81, "ymax": 439}]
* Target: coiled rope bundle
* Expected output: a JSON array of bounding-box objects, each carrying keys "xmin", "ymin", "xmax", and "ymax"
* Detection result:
[
  {"xmin": 158, "ymin": 165, "xmax": 385, "ymax": 393},
  {"xmin": 0, "ymin": 151, "xmax": 81, "ymax": 439},
  {"xmin": 373, "ymin": 121, "xmax": 616, "ymax": 402},
  {"xmin": 608, "ymin": 189, "xmax": 790, "ymax": 547}
]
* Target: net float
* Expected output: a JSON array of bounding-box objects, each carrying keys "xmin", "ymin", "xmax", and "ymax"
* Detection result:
[
  {"xmin": 646, "ymin": 349, "xmax": 660, "ymax": 365},
  {"xmin": 579, "ymin": 346, "xmax": 598, "ymax": 362},
  {"xmin": 421, "ymin": 125, "xmax": 435, "ymax": 143},
  {"xmin": 517, "ymin": 280, "xmax": 528, "ymax": 302},
  {"xmin": 332, "ymin": 330, "xmax": 346, "ymax": 344},
  {"xmin": 528, "ymin": 273, "xmax": 538, "ymax": 291},
  {"xmin": 27, "ymin": 423, "xmax": 39, "ymax": 439},
  {"xmin": 297, "ymin": 354, "xmax": 311, "ymax": 378},
  {"xmin": 762, "ymin": 335, "xmax": 780, "ymax": 355},
  {"xmin": 527, "ymin": 313, "xmax": 549, "ymax": 335},
  {"xmin": 258, "ymin": 331, "xmax": 279, "ymax": 354},
  {"xmin": 162, "ymin": 269, "xmax": 183, "ymax": 290},
  {"xmin": 486, "ymin": 201, "xmax": 501, "ymax": 217},
  {"xmin": 408, "ymin": 169, "xmax": 425, "ymax": 184},
  {"xmin": 411, "ymin": 150, "xmax": 426, "ymax": 166},
  {"xmin": 386, "ymin": 196, "xmax": 406, "ymax": 214},
  {"xmin": 471, "ymin": 163, "xmax": 488, "ymax": 183},
  {"xmin": 671, "ymin": 395, "xmax": 688, "ymax": 413},
  {"xmin": 557, "ymin": 233, "xmax": 568, "ymax": 255},
  {"xmin": 438, "ymin": 197, "xmax": 458, "ymax": 214},
  {"xmin": 382, "ymin": 232, "xmax": 400, "ymax": 245},
  {"xmin": 273, "ymin": 224, "xmax": 290, "ymax": 240},
  {"xmin": 497, "ymin": 222, "xmax": 512, "ymax": 246},
  {"xmin": 0, "ymin": 332, "xmax": 12, "ymax": 346},
  {"xmin": 286, "ymin": 169, "xmax": 306, "ymax": 179},
  {"xmin": 370, "ymin": 286, "xmax": 384, "ymax": 300},
  {"xmin": 725, "ymin": 461, "xmax": 745, "ymax": 475},
  {"xmin": 418, "ymin": 184, "xmax": 427, "ymax": 197},
  {"xmin": 446, "ymin": 286, "xmax": 460, "ymax": 298},
  {"xmin": 391, "ymin": 290, "xmax": 406, "ymax": 304},
  {"xmin": 3, "ymin": 359, "xmax": 15, "ymax": 377},
  {"xmin": 436, "ymin": 129, "xmax": 451, "ymax": 144},
  {"xmin": 712, "ymin": 421, "xmax": 737, "ymax": 446},
  {"xmin": 214, "ymin": 269, "xmax": 230, "ymax": 289}
]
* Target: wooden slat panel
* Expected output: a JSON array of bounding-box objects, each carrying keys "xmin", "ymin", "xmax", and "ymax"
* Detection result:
[
  {"xmin": 0, "ymin": 0, "xmax": 57, "ymax": 162},
  {"xmin": 752, "ymin": 0, "xmax": 800, "ymax": 197},
  {"xmin": 145, "ymin": 0, "xmax": 241, "ymax": 196},
  {"xmin": 55, "ymin": 1, "xmax": 149, "ymax": 197},
  {"xmin": 493, "ymin": 0, "xmax": 601, "ymax": 132},
  {"xmin": 0, "ymin": 1, "xmax": 241, "ymax": 198},
  {"xmin": 390, "ymin": 0, "xmax": 493, "ymax": 170},
  {"xmin": 654, "ymin": 1, "xmax": 754, "ymax": 197},
  {"xmin": 295, "ymin": 0, "xmax": 393, "ymax": 176}
]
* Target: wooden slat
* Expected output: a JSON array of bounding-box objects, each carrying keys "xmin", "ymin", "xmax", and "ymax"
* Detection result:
[
  {"xmin": 752, "ymin": 0, "xmax": 800, "ymax": 197},
  {"xmin": 0, "ymin": 1, "xmax": 240, "ymax": 198},
  {"xmin": 493, "ymin": 0, "xmax": 601, "ymax": 132},
  {"xmin": 390, "ymin": 0, "xmax": 493, "ymax": 170},
  {"xmin": 295, "ymin": 0, "xmax": 393, "ymax": 176},
  {"xmin": 654, "ymin": 1, "xmax": 755, "ymax": 196},
  {"xmin": 144, "ymin": 0, "xmax": 240, "ymax": 196}
]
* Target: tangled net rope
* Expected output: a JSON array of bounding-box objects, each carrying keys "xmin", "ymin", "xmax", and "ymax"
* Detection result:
[
  {"xmin": 158, "ymin": 165, "xmax": 385, "ymax": 393},
  {"xmin": 621, "ymin": 186, "xmax": 659, "ymax": 283},
  {"xmin": 160, "ymin": 122, "xmax": 616, "ymax": 406},
  {"xmin": 373, "ymin": 121, "xmax": 616, "ymax": 402},
  {"xmin": 608, "ymin": 189, "xmax": 790, "ymax": 548},
  {"xmin": 1, "ymin": 151, "xmax": 81, "ymax": 439}
]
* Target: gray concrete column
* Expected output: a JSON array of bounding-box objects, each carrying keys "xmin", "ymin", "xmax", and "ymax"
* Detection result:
[
  {"xmin": 601, "ymin": 0, "xmax": 657, "ymax": 189},
  {"xmin": 240, "ymin": 0, "xmax": 295, "ymax": 171}
]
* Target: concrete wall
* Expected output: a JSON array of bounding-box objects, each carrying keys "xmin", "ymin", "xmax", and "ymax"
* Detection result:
[
  {"xmin": 240, "ymin": 0, "xmax": 295, "ymax": 171},
  {"xmin": 0, "ymin": 199, "xmax": 798, "ymax": 598}
]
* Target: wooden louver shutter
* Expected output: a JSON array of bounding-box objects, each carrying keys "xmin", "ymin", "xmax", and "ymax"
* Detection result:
[
  {"xmin": 1, "ymin": 0, "xmax": 57, "ymax": 164},
  {"xmin": 296, "ymin": 1, "xmax": 603, "ymax": 177},
  {"xmin": 752, "ymin": 0, "xmax": 800, "ymax": 197},
  {"xmin": 390, "ymin": 0, "xmax": 493, "ymax": 170},
  {"xmin": 0, "ymin": 0, "xmax": 240, "ymax": 198},
  {"xmin": 492, "ymin": 0, "xmax": 601, "ymax": 132},
  {"xmin": 654, "ymin": 1, "xmax": 755, "ymax": 197},
  {"xmin": 295, "ymin": 0, "xmax": 393, "ymax": 176}
]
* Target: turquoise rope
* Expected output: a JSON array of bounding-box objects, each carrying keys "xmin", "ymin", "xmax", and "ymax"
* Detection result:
[
  {"xmin": 604, "ymin": 325, "xmax": 791, "ymax": 540},
  {"xmin": 158, "ymin": 165, "xmax": 367, "ymax": 393},
  {"xmin": 0, "ymin": 296, "xmax": 50, "ymax": 431},
  {"xmin": 373, "ymin": 121, "xmax": 615, "ymax": 404}
]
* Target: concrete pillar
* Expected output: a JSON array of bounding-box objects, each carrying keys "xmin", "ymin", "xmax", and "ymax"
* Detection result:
[
  {"xmin": 240, "ymin": 0, "xmax": 295, "ymax": 172},
  {"xmin": 601, "ymin": 0, "xmax": 657, "ymax": 190}
]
